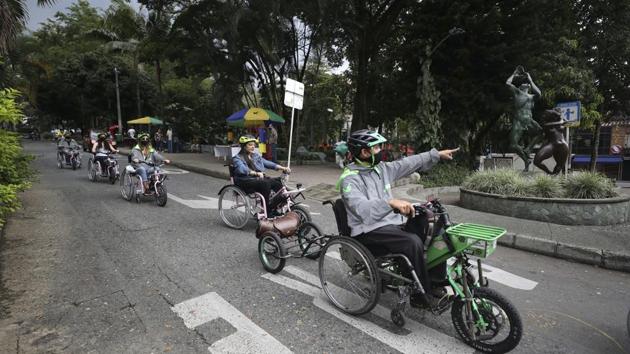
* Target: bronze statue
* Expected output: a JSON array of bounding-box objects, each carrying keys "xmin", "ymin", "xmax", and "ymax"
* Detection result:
[
  {"xmin": 533, "ymin": 109, "xmax": 569, "ymax": 175},
  {"xmin": 506, "ymin": 66, "xmax": 542, "ymax": 171}
]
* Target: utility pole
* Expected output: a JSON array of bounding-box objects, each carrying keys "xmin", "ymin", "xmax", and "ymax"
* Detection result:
[{"xmin": 114, "ymin": 67, "xmax": 123, "ymax": 138}]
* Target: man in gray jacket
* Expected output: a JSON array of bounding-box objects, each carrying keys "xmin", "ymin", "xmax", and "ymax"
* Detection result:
[{"xmin": 339, "ymin": 129, "xmax": 458, "ymax": 307}]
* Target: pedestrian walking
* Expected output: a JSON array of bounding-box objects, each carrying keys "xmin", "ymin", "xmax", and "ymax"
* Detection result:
[
  {"xmin": 155, "ymin": 128, "xmax": 163, "ymax": 152},
  {"xmin": 267, "ymin": 123, "xmax": 278, "ymax": 163},
  {"xmin": 167, "ymin": 127, "xmax": 173, "ymax": 153}
]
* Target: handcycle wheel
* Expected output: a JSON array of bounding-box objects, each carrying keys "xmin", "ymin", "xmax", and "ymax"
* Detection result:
[
  {"xmin": 87, "ymin": 159, "xmax": 96, "ymax": 182},
  {"xmin": 258, "ymin": 231, "xmax": 286, "ymax": 273},
  {"xmin": 297, "ymin": 222, "xmax": 325, "ymax": 259},
  {"xmin": 218, "ymin": 185, "xmax": 250, "ymax": 229},
  {"xmin": 155, "ymin": 184, "xmax": 168, "ymax": 207},
  {"xmin": 290, "ymin": 204, "xmax": 311, "ymax": 224},
  {"xmin": 120, "ymin": 169, "xmax": 135, "ymax": 201},
  {"xmin": 318, "ymin": 236, "xmax": 380, "ymax": 315},
  {"xmin": 391, "ymin": 309, "xmax": 405, "ymax": 327},
  {"xmin": 57, "ymin": 154, "xmax": 63, "ymax": 169},
  {"xmin": 451, "ymin": 287, "xmax": 522, "ymax": 353}
]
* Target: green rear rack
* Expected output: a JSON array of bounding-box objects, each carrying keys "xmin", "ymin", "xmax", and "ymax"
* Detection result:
[{"xmin": 447, "ymin": 223, "xmax": 506, "ymax": 258}]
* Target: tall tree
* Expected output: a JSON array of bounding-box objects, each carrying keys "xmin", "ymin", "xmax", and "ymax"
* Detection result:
[{"xmin": 0, "ymin": 0, "xmax": 55, "ymax": 54}]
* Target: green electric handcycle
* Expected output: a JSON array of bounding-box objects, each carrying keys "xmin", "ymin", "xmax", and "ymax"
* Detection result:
[{"xmin": 316, "ymin": 198, "xmax": 523, "ymax": 353}]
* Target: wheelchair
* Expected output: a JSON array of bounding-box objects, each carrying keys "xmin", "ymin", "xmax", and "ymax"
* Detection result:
[
  {"xmin": 217, "ymin": 164, "xmax": 310, "ymax": 229},
  {"xmin": 318, "ymin": 199, "xmax": 522, "ymax": 353}
]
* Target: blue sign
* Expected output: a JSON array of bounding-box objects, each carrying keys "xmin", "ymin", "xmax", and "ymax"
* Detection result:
[{"xmin": 555, "ymin": 101, "xmax": 581, "ymax": 126}]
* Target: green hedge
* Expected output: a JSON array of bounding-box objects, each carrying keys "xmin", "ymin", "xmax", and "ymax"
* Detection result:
[
  {"xmin": 416, "ymin": 163, "xmax": 472, "ymax": 188},
  {"xmin": 0, "ymin": 89, "xmax": 33, "ymax": 227},
  {"xmin": 462, "ymin": 169, "xmax": 619, "ymax": 199}
]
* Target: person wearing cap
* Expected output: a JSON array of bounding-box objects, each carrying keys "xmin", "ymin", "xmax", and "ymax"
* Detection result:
[
  {"xmin": 339, "ymin": 129, "xmax": 459, "ymax": 309},
  {"xmin": 232, "ymin": 135, "xmax": 290, "ymax": 215}
]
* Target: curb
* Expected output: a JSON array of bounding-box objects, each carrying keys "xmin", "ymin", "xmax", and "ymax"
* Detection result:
[
  {"xmin": 500, "ymin": 232, "xmax": 630, "ymax": 273},
  {"xmin": 397, "ymin": 184, "xmax": 630, "ymax": 274}
]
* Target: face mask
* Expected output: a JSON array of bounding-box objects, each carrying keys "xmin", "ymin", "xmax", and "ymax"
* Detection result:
[
  {"xmin": 140, "ymin": 140, "xmax": 148, "ymax": 146},
  {"xmin": 371, "ymin": 150, "xmax": 383, "ymax": 166}
]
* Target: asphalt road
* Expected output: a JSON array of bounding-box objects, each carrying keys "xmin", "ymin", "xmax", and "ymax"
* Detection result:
[{"xmin": 0, "ymin": 140, "xmax": 628, "ymax": 353}]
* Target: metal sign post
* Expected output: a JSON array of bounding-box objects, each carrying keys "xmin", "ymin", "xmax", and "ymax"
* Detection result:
[
  {"xmin": 284, "ymin": 78, "xmax": 305, "ymax": 170},
  {"xmin": 556, "ymin": 101, "xmax": 581, "ymax": 176}
]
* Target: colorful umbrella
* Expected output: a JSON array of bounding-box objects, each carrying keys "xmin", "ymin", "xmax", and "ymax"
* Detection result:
[
  {"xmin": 127, "ymin": 116, "xmax": 163, "ymax": 125},
  {"xmin": 226, "ymin": 108, "xmax": 285, "ymax": 127}
]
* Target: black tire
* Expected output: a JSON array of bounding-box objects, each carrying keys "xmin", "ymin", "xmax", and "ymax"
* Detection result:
[
  {"xmin": 155, "ymin": 184, "xmax": 168, "ymax": 207},
  {"xmin": 57, "ymin": 155, "xmax": 63, "ymax": 169},
  {"xmin": 451, "ymin": 287, "xmax": 523, "ymax": 353},
  {"xmin": 297, "ymin": 222, "xmax": 325, "ymax": 259},
  {"xmin": 120, "ymin": 169, "xmax": 135, "ymax": 201},
  {"xmin": 87, "ymin": 159, "xmax": 96, "ymax": 182},
  {"xmin": 319, "ymin": 237, "xmax": 380, "ymax": 315},
  {"xmin": 391, "ymin": 309, "xmax": 405, "ymax": 327},
  {"xmin": 218, "ymin": 185, "xmax": 251, "ymax": 229},
  {"xmin": 291, "ymin": 204, "xmax": 311, "ymax": 224},
  {"xmin": 72, "ymin": 159, "xmax": 77, "ymax": 170},
  {"xmin": 258, "ymin": 232, "xmax": 285, "ymax": 273},
  {"xmin": 627, "ymin": 309, "xmax": 630, "ymax": 337}
]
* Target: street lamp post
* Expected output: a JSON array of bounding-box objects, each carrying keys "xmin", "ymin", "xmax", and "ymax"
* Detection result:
[{"xmin": 114, "ymin": 68, "xmax": 123, "ymax": 139}]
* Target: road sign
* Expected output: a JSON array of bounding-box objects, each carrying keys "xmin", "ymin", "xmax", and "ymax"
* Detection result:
[
  {"xmin": 284, "ymin": 78, "xmax": 304, "ymax": 110},
  {"xmin": 556, "ymin": 101, "xmax": 581, "ymax": 126}
]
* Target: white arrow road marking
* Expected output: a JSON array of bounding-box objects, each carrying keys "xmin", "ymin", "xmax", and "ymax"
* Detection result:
[
  {"xmin": 161, "ymin": 167, "xmax": 189, "ymax": 175},
  {"xmin": 169, "ymin": 193, "xmax": 235, "ymax": 209},
  {"xmin": 172, "ymin": 292, "xmax": 292, "ymax": 354},
  {"xmin": 447, "ymin": 259, "xmax": 538, "ymax": 291},
  {"xmin": 262, "ymin": 266, "xmax": 472, "ymax": 354}
]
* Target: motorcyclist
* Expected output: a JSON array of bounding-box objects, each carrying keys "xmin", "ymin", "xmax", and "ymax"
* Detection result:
[
  {"xmin": 232, "ymin": 135, "xmax": 290, "ymax": 215},
  {"xmin": 91, "ymin": 132, "xmax": 118, "ymax": 175},
  {"xmin": 57, "ymin": 132, "xmax": 80, "ymax": 162},
  {"xmin": 338, "ymin": 129, "xmax": 459, "ymax": 308},
  {"xmin": 130, "ymin": 133, "xmax": 170, "ymax": 194}
]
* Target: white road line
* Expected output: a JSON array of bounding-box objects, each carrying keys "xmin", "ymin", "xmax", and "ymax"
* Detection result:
[
  {"xmin": 262, "ymin": 268, "xmax": 472, "ymax": 354},
  {"xmin": 169, "ymin": 193, "xmax": 221, "ymax": 209},
  {"xmin": 172, "ymin": 292, "xmax": 292, "ymax": 354},
  {"xmin": 161, "ymin": 167, "xmax": 189, "ymax": 175}
]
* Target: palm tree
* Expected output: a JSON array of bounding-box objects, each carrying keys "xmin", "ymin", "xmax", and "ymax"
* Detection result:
[{"xmin": 0, "ymin": 0, "xmax": 55, "ymax": 54}]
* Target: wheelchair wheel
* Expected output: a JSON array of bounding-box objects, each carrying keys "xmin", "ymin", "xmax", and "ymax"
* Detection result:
[
  {"xmin": 291, "ymin": 204, "xmax": 311, "ymax": 224},
  {"xmin": 219, "ymin": 185, "xmax": 250, "ymax": 229},
  {"xmin": 155, "ymin": 184, "xmax": 167, "ymax": 207},
  {"xmin": 319, "ymin": 237, "xmax": 380, "ymax": 315},
  {"xmin": 87, "ymin": 159, "xmax": 96, "ymax": 182},
  {"xmin": 297, "ymin": 222, "xmax": 324, "ymax": 259},
  {"xmin": 120, "ymin": 169, "xmax": 135, "ymax": 201},
  {"xmin": 258, "ymin": 231, "xmax": 285, "ymax": 273}
]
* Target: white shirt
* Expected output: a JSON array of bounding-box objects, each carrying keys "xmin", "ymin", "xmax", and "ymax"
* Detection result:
[{"xmin": 166, "ymin": 129, "xmax": 172, "ymax": 140}]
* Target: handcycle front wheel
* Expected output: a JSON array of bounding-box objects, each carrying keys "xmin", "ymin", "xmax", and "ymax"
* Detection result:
[
  {"xmin": 218, "ymin": 185, "xmax": 251, "ymax": 229},
  {"xmin": 318, "ymin": 236, "xmax": 381, "ymax": 315},
  {"xmin": 451, "ymin": 286, "xmax": 522, "ymax": 353},
  {"xmin": 258, "ymin": 231, "xmax": 286, "ymax": 273}
]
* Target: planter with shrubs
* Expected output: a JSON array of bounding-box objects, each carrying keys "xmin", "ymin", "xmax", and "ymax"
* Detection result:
[{"xmin": 460, "ymin": 169, "xmax": 630, "ymax": 225}]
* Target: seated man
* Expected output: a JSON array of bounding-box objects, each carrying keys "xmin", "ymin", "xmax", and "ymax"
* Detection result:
[
  {"xmin": 57, "ymin": 132, "xmax": 80, "ymax": 160},
  {"xmin": 339, "ymin": 129, "xmax": 458, "ymax": 308}
]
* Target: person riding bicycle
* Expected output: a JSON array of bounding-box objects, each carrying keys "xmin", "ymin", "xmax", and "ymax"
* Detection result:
[
  {"xmin": 91, "ymin": 132, "xmax": 118, "ymax": 175},
  {"xmin": 232, "ymin": 135, "xmax": 291, "ymax": 216},
  {"xmin": 130, "ymin": 133, "xmax": 170, "ymax": 194},
  {"xmin": 339, "ymin": 129, "xmax": 459, "ymax": 308}
]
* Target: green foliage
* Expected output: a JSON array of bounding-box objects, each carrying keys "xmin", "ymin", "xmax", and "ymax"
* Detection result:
[
  {"xmin": 0, "ymin": 88, "xmax": 23, "ymax": 124},
  {"xmin": 562, "ymin": 172, "xmax": 617, "ymax": 199},
  {"xmin": 463, "ymin": 169, "xmax": 526, "ymax": 196},
  {"xmin": 463, "ymin": 169, "xmax": 618, "ymax": 199},
  {"xmin": 0, "ymin": 90, "xmax": 33, "ymax": 226},
  {"xmin": 417, "ymin": 163, "xmax": 471, "ymax": 188},
  {"xmin": 530, "ymin": 174, "xmax": 563, "ymax": 198}
]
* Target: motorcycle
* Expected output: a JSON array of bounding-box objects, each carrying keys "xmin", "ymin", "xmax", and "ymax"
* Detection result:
[
  {"xmin": 57, "ymin": 146, "xmax": 82, "ymax": 170},
  {"xmin": 88, "ymin": 152, "xmax": 120, "ymax": 184},
  {"xmin": 120, "ymin": 161, "xmax": 168, "ymax": 206}
]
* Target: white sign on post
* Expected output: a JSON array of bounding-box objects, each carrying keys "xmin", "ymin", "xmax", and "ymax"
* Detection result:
[
  {"xmin": 555, "ymin": 101, "xmax": 581, "ymax": 126},
  {"xmin": 284, "ymin": 78, "xmax": 305, "ymax": 170}
]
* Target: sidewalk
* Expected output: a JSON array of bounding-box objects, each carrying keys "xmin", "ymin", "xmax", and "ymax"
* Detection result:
[{"xmin": 121, "ymin": 148, "xmax": 630, "ymax": 273}]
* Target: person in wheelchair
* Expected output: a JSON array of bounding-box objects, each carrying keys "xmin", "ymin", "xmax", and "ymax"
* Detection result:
[
  {"xmin": 232, "ymin": 135, "xmax": 291, "ymax": 216},
  {"xmin": 91, "ymin": 133, "xmax": 118, "ymax": 174},
  {"xmin": 57, "ymin": 131, "xmax": 79, "ymax": 157},
  {"xmin": 340, "ymin": 129, "xmax": 459, "ymax": 308},
  {"xmin": 130, "ymin": 133, "xmax": 170, "ymax": 194}
]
